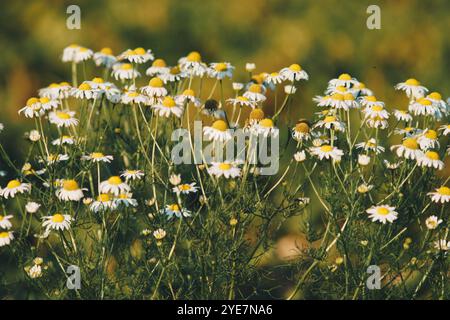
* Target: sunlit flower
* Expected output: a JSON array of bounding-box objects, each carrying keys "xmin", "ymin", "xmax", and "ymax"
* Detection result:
[
  {"xmin": 0, "ymin": 214, "xmax": 13, "ymax": 229},
  {"xmin": 358, "ymin": 154, "xmax": 371, "ymax": 166},
  {"xmin": 146, "ymin": 58, "xmax": 170, "ymax": 76},
  {"xmin": 120, "ymin": 170, "xmax": 144, "ymax": 181},
  {"xmin": 203, "ymin": 120, "xmax": 232, "ymax": 141},
  {"xmin": 417, "ymin": 129, "xmax": 439, "ymax": 150},
  {"xmin": 366, "ymin": 205, "xmax": 398, "ymax": 224},
  {"xmin": 209, "ymin": 62, "xmax": 234, "ymax": 79},
  {"xmin": 159, "ymin": 66, "xmax": 187, "ymax": 83},
  {"xmin": 328, "ymin": 73, "xmax": 358, "ymax": 88},
  {"xmin": 28, "ymin": 130, "xmax": 41, "ymax": 142},
  {"xmin": 208, "ymin": 162, "xmax": 241, "ymax": 179},
  {"xmin": 93, "ymin": 47, "xmax": 117, "ymax": 68},
  {"xmin": 82, "ymin": 152, "xmax": 114, "ymax": 163},
  {"xmin": 62, "ymin": 44, "xmax": 93, "ymax": 63},
  {"xmin": 245, "ymin": 63, "xmax": 256, "ymax": 72},
  {"xmin": 42, "ymin": 213, "xmax": 72, "ymax": 232},
  {"xmin": 364, "ymin": 105, "xmax": 389, "ymax": 120},
  {"xmin": 163, "ymin": 204, "xmax": 191, "ymax": 219},
  {"xmin": 42, "ymin": 153, "xmax": 69, "ymax": 165},
  {"xmin": 121, "ymin": 91, "xmax": 148, "ymax": 105},
  {"xmin": 314, "ymin": 115, "xmax": 345, "ymax": 132},
  {"xmin": 434, "ymin": 239, "xmax": 449, "ymax": 251},
  {"xmin": 226, "ymin": 96, "xmax": 254, "ymax": 109},
  {"xmin": 152, "ymin": 96, "xmax": 184, "ymax": 118},
  {"xmin": 438, "ymin": 124, "xmax": 450, "ymax": 136},
  {"xmin": 393, "ymin": 109, "xmax": 413, "ymax": 122},
  {"xmin": 27, "ymin": 264, "xmax": 43, "ymax": 279},
  {"xmin": 352, "ymin": 81, "xmax": 373, "ymax": 96},
  {"xmin": 357, "ymin": 183, "xmax": 373, "ymax": 193},
  {"xmin": 176, "ymin": 89, "xmax": 201, "ymax": 107},
  {"xmin": 243, "ymin": 84, "xmax": 266, "ymax": 103},
  {"xmin": 366, "ymin": 116, "xmax": 388, "ymax": 129},
  {"xmin": 280, "ymin": 64, "xmax": 309, "ymax": 81},
  {"xmin": 383, "ymin": 160, "xmax": 402, "ymax": 169},
  {"xmin": 327, "ymin": 94, "xmax": 349, "ymax": 110},
  {"xmin": 119, "ymin": 47, "xmax": 154, "ymax": 64},
  {"xmin": 173, "ymin": 182, "xmax": 199, "ymax": 195},
  {"xmin": 425, "ymin": 215, "xmax": 442, "ymax": 230},
  {"xmin": 265, "ymin": 72, "xmax": 284, "ymax": 86},
  {"xmin": 178, "ymin": 51, "xmax": 208, "ymax": 77},
  {"xmin": 358, "ymin": 95, "xmax": 384, "ymax": 108},
  {"xmin": 0, "ymin": 231, "xmax": 14, "ymax": 247},
  {"xmin": 292, "ymin": 120, "xmax": 311, "ymax": 142},
  {"xmin": 90, "ymin": 193, "xmax": 117, "ymax": 212},
  {"xmin": 409, "ymin": 98, "xmax": 439, "ymax": 117},
  {"xmin": 0, "ymin": 180, "xmax": 31, "ymax": 199},
  {"xmin": 111, "ymin": 63, "xmax": 140, "ymax": 81},
  {"xmin": 428, "ymin": 186, "xmax": 450, "ymax": 203},
  {"xmin": 99, "ymin": 176, "xmax": 130, "ymax": 196},
  {"xmin": 294, "ymin": 150, "xmax": 306, "ymax": 162},
  {"xmin": 395, "ymin": 78, "xmax": 428, "ymax": 99},
  {"xmin": 417, "ymin": 151, "xmax": 444, "ymax": 170},
  {"xmin": 114, "ymin": 192, "xmax": 138, "ymax": 207},
  {"xmin": 391, "ymin": 137, "xmax": 422, "ymax": 160},
  {"xmin": 25, "ymin": 202, "xmax": 41, "ymax": 214},
  {"xmin": 253, "ymin": 118, "xmax": 279, "ymax": 137},
  {"xmin": 141, "ymin": 77, "xmax": 168, "ymax": 97},
  {"xmin": 169, "ymin": 174, "xmax": 182, "ymax": 186},
  {"xmin": 19, "ymin": 97, "xmax": 45, "ymax": 118},
  {"xmin": 309, "ymin": 145, "xmax": 344, "ymax": 162},
  {"xmin": 153, "ymin": 228, "xmax": 167, "ymax": 243},
  {"xmin": 49, "ymin": 110, "xmax": 79, "ymax": 127},
  {"xmin": 355, "ymin": 138, "xmax": 385, "ymax": 154},
  {"xmin": 52, "ymin": 136, "xmax": 75, "ymax": 146},
  {"xmin": 56, "ymin": 180, "xmax": 86, "ymax": 201},
  {"xmin": 427, "ymin": 92, "xmax": 448, "ymax": 116}
]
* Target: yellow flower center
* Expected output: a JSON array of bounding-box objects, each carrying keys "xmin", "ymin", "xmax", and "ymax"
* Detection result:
[
  {"xmin": 418, "ymin": 98, "xmax": 432, "ymax": 106},
  {"xmin": 149, "ymin": 77, "xmax": 164, "ymax": 87},
  {"xmin": 320, "ymin": 145, "xmax": 333, "ymax": 152},
  {"xmin": 63, "ymin": 180, "xmax": 79, "ymax": 191},
  {"xmin": 372, "ymin": 105, "xmax": 384, "ymax": 112},
  {"xmin": 162, "ymin": 97, "xmax": 176, "ymax": 108},
  {"xmin": 6, "ymin": 180, "xmax": 21, "ymax": 189},
  {"xmin": 169, "ymin": 204, "xmax": 180, "ymax": 211},
  {"xmin": 186, "ymin": 51, "xmax": 201, "ymax": 62},
  {"xmin": 331, "ymin": 93, "xmax": 344, "ymax": 101},
  {"xmin": 428, "ymin": 92, "xmax": 441, "ymax": 100},
  {"xmin": 402, "ymin": 138, "xmax": 418, "ymax": 150},
  {"xmin": 183, "ymin": 89, "xmax": 195, "ymax": 96},
  {"xmin": 425, "ymin": 151, "xmax": 439, "ymax": 160},
  {"xmin": 152, "ymin": 59, "xmax": 166, "ymax": 67},
  {"xmin": 289, "ymin": 64, "xmax": 302, "ymax": 72},
  {"xmin": 39, "ymin": 97, "xmax": 50, "ymax": 103},
  {"xmin": 56, "ymin": 112, "xmax": 71, "ymax": 119},
  {"xmin": 118, "ymin": 193, "xmax": 129, "ymax": 199},
  {"xmin": 92, "ymin": 77, "xmax": 104, "ymax": 83},
  {"xmin": 324, "ymin": 116, "xmax": 336, "ymax": 123},
  {"xmin": 259, "ymin": 118, "xmax": 274, "ymax": 128},
  {"xmin": 338, "ymin": 73, "xmax": 351, "ymax": 80},
  {"xmin": 0, "ymin": 232, "xmax": 9, "ymax": 238},
  {"xmin": 336, "ymin": 86, "xmax": 347, "ymax": 93},
  {"xmin": 212, "ymin": 120, "xmax": 228, "ymax": 131},
  {"xmin": 170, "ymin": 66, "xmax": 180, "ymax": 75},
  {"xmin": 98, "ymin": 193, "xmax": 111, "ymax": 202},
  {"xmin": 100, "ymin": 47, "xmax": 113, "ymax": 55},
  {"xmin": 214, "ymin": 62, "xmax": 228, "ymax": 72},
  {"xmin": 249, "ymin": 108, "xmax": 265, "ymax": 120},
  {"xmin": 424, "ymin": 130, "xmax": 437, "ymax": 140},
  {"xmin": 91, "ymin": 152, "xmax": 105, "ymax": 159},
  {"xmin": 248, "ymin": 84, "xmax": 262, "ymax": 93},
  {"xmin": 0, "ymin": 215, "xmax": 3, "ymax": 221},
  {"xmin": 251, "ymin": 74, "xmax": 264, "ymax": 84},
  {"xmin": 270, "ymin": 72, "xmax": 279, "ymax": 77},
  {"xmin": 376, "ymin": 207, "xmax": 390, "ymax": 216},
  {"xmin": 179, "ymin": 184, "xmax": 191, "ymax": 191},
  {"xmin": 108, "ymin": 176, "xmax": 123, "ymax": 185},
  {"xmin": 365, "ymin": 96, "xmax": 377, "ymax": 102},
  {"xmin": 405, "ymin": 78, "xmax": 419, "ymax": 86},
  {"xmin": 344, "ymin": 93, "xmax": 354, "ymax": 100},
  {"xmin": 121, "ymin": 63, "xmax": 133, "ymax": 70},
  {"xmin": 60, "ymin": 82, "xmax": 70, "ymax": 86},
  {"xmin": 26, "ymin": 97, "xmax": 39, "ymax": 106},
  {"xmin": 295, "ymin": 122, "xmax": 310, "ymax": 133},
  {"xmin": 52, "ymin": 214, "xmax": 65, "ymax": 223},
  {"xmin": 218, "ymin": 163, "xmax": 232, "ymax": 171},
  {"xmin": 128, "ymin": 92, "xmax": 139, "ymax": 97},
  {"xmin": 437, "ymin": 186, "xmax": 450, "ymax": 196},
  {"xmin": 134, "ymin": 47, "xmax": 146, "ymax": 55},
  {"xmin": 49, "ymin": 83, "xmax": 60, "ymax": 88}
]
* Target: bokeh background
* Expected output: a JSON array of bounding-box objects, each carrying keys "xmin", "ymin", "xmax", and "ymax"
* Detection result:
[{"xmin": 0, "ymin": 0, "xmax": 449, "ymax": 298}]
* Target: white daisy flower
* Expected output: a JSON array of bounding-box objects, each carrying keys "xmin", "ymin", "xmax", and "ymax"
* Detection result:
[
  {"xmin": 325, "ymin": 85, "xmax": 350, "ymax": 96},
  {"xmin": 425, "ymin": 215, "xmax": 442, "ymax": 230},
  {"xmin": 173, "ymin": 182, "xmax": 199, "ymax": 195},
  {"xmin": 141, "ymin": 77, "xmax": 168, "ymax": 97},
  {"xmin": 352, "ymin": 82, "xmax": 373, "ymax": 96},
  {"xmin": 265, "ymin": 72, "xmax": 284, "ymax": 86},
  {"xmin": 343, "ymin": 93, "xmax": 360, "ymax": 109},
  {"xmin": 169, "ymin": 174, "xmax": 182, "ymax": 186},
  {"xmin": 357, "ymin": 183, "xmax": 373, "ymax": 193},
  {"xmin": 327, "ymin": 94, "xmax": 349, "ymax": 110},
  {"xmin": 208, "ymin": 162, "xmax": 242, "ymax": 179},
  {"xmin": 153, "ymin": 228, "xmax": 167, "ymax": 241},
  {"xmin": 27, "ymin": 264, "xmax": 43, "ymax": 279},
  {"xmin": 52, "ymin": 135, "xmax": 75, "ymax": 146},
  {"xmin": 434, "ymin": 239, "xmax": 449, "ymax": 251},
  {"xmin": 145, "ymin": 58, "xmax": 170, "ymax": 76},
  {"xmin": 18, "ymin": 97, "xmax": 45, "ymax": 118},
  {"xmin": 159, "ymin": 66, "xmax": 188, "ymax": 83},
  {"xmin": 358, "ymin": 95, "xmax": 384, "ymax": 108},
  {"xmin": 162, "ymin": 204, "xmax": 191, "ymax": 219},
  {"xmin": 119, "ymin": 47, "xmax": 154, "ymax": 64},
  {"xmin": 203, "ymin": 120, "xmax": 232, "ymax": 142},
  {"xmin": 0, "ymin": 180, "xmax": 31, "ymax": 199},
  {"xmin": 395, "ymin": 78, "xmax": 428, "ymax": 99},
  {"xmin": 394, "ymin": 126, "xmax": 419, "ymax": 136},
  {"xmin": 383, "ymin": 160, "xmax": 402, "ymax": 169},
  {"xmin": 328, "ymin": 73, "xmax": 358, "ymax": 89},
  {"xmin": 292, "ymin": 121, "xmax": 311, "ymax": 142},
  {"xmin": 152, "ymin": 96, "xmax": 184, "ymax": 118},
  {"xmin": 366, "ymin": 205, "xmax": 398, "ymax": 224},
  {"xmin": 438, "ymin": 124, "xmax": 450, "ymax": 136},
  {"xmin": 42, "ymin": 213, "xmax": 72, "ymax": 232},
  {"xmin": 120, "ymin": 170, "xmax": 144, "ymax": 181},
  {"xmin": 90, "ymin": 194, "xmax": 117, "ymax": 212},
  {"xmin": 0, "ymin": 231, "xmax": 14, "ymax": 247},
  {"xmin": 209, "ymin": 62, "xmax": 234, "ymax": 79},
  {"xmin": 390, "ymin": 137, "xmax": 422, "ymax": 160},
  {"xmin": 280, "ymin": 64, "xmax": 309, "ymax": 82},
  {"xmin": 71, "ymin": 82, "xmax": 100, "ymax": 100},
  {"xmin": 314, "ymin": 115, "xmax": 346, "ymax": 132},
  {"xmin": 121, "ymin": 91, "xmax": 149, "ymax": 105},
  {"xmin": 393, "ymin": 109, "xmax": 413, "ymax": 122},
  {"xmin": 93, "ymin": 47, "xmax": 117, "ymax": 68},
  {"xmin": 409, "ymin": 98, "xmax": 439, "ymax": 117},
  {"xmin": 114, "ymin": 192, "xmax": 138, "ymax": 207},
  {"xmin": 56, "ymin": 179, "xmax": 86, "ymax": 201},
  {"xmin": 417, "ymin": 151, "xmax": 444, "ymax": 170},
  {"xmin": 178, "ymin": 51, "xmax": 208, "ymax": 77},
  {"xmin": 111, "ymin": 63, "xmax": 140, "ymax": 81},
  {"xmin": 366, "ymin": 116, "xmax": 389, "ymax": 129},
  {"xmin": 294, "ymin": 150, "xmax": 307, "ymax": 162},
  {"xmin": 99, "ymin": 176, "xmax": 130, "ymax": 196},
  {"xmin": 252, "ymin": 118, "xmax": 279, "ymax": 137},
  {"xmin": 25, "ymin": 202, "xmax": 41, "ymax": 214},
  {"xmin": 355, "ymin": 138, "xmax": 385, "ymax": 154},
  {"xmin": 176, "ymin": 89, "xmax": 202, "ymax": 107},
  {"xmin": 38, "ymin": 97, "xmax": 59, "ymax": 111},
  {"xmin": 243, "ymin": 84, "xmax": 266, "ymax": 103},
  {"xmin": 103, "ymin": 85, "xmax": 122, "ymax": 103},
  {"xmin": 427, "ymin": 92, "xmax": 448, "ymax": 116},
  {"xmin": 309, "ymin": 145, "xmax": 344, "ymax": 162},
  {"xmin": 226, "ymin": 96, "xmax": 255, "ymax": 109},
  {"xmin": 364, "ymin": 105, "xmax": 390, "ymax": 120},
  {"xmin": 0, "ymin": 214, "xmax": 13, "ymax": 229},
  {"xmin": 81, "ymin": 152, "xmax": 113, "ymax": 163},
  {"xmin": 358, "ymin": 154, "xmax": 371, "ymax": 166},
  {"xmin": 428, "ymin": 186, "xmax": 450, "ymax": 204},
  {"xmin": 49, "ymin": 110, "xmax": 79, "ymax": 128},
  {"xmin": 417, "ymin": 129, "xmax": 439, "ymax": 150},
  {"xmin": 62, "ymin": 44, "xmax": 93, "ymax": 63},
  {"xmin": 42, "ymin": 153, "xmax": 69, "ymax": 165}
]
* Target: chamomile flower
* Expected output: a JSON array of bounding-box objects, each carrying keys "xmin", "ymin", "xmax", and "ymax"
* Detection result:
[
  {"xmin": 439, "ymin": 124, "xmax": 450, "ymax": 136},
  {"xmin": 428, "ymin": 186, "xmax": 450, "ymax": 203},
  {"xmin": 111, "ymin": 63, "xmax": 140, "ymax": 81},
  {"xmin": 179, "ymin": 51, "xmax": 208, "ymax": 77},
  {"xmin": 56, "ymin": 180, "xmax": 86, "ymax": 201},
  {"xmin": 391, "ymin": 137, "xmax": 422, "ymax": 160},
  {"xmin": 103, "ymin": 84, "xmax": 122, "ymax": 103},
  {"xmin": 82, "ymin": 152, "xmax": 113, "ymax": 163},
  {"xmin": 42, "ymin": 213, "xmax": 72, "ymax": 232},
  {"xmin": 384, "ymin": 160, "xmax": 402, "ymax": 169},
  {"xmin": 294, "ymin": 151, "xmax": 307, "ymax": 162},
  {"xmin": 395, "ymin": 78, "xmax": 428, "ymax": 99},
  {"xmin": 427, "ymin": 92, "xmax": 448, "ymax": 115},
  {"xmin": 25, "ymin": 202, "xmax": 41, "ymax": 213},
  {"xmin": 434, "ymin": 240, "xmax": 449, "ymax": 251},
  {"xmin": 280, "ymin": 64, "xmax": 309, "ymax": 81},
  {"xmin": 359, "ymin": 95, "xmax": 384, "ymax": 108},
  {"xmin": 152, "ymin": 96, "xmax": 184, "ymax": 118},
  {"xmin": 328, "ymin": 73, "xmax": 358, "ymax": 89},
  {"xmin": 49, "ymin": 111, "xmax": 79, "ymax": 128},
  {"xmin": 284, "ymin": 85, "xmax": 297, "ymax": 95},
  {"xmin": 309, "ymin": 145, "xmax": 344, "ymax": 162},
  {"xmin": 146, "ymin": 58, "xmax": 170, "ymax": 76},
  {"xmin": 393, "ymin": 109, "xmax": 413, "ymax": 122},
  {"xmin": 90, "ymin": 194, "xmax": 117, "ymax": 212},
  {"xmin": 292, "ymin": 120, "xmax": 311, "ymax": 142},
  {"xmin": 226, "ymin": 96, "xmax": 255, "ymax": 109},
  {"xmin": 209, "ymin": 62, "xmax": 234, "ymax": 79},
  {"xmin": 141, "ymin": 77, "xmax": 167, "ymax": 97},
  {"xmin": 417, "ymin": 129, "xmax": 439, "ymax": 150},
  {"xmin": 248, "ymin": 108, "xmax": 265, "ymax": 125},
  {"xmin": 352, "ymin": 82, "xmax": 373, "ymax": 96},
  {"xmin": 0, "ymin": 180, "xmax": 31, "ymax": 199},
  {"xmin": 121, "ymin": 91, "xmax": 149, "ymax": 105},
  {"xmin": 314, "ymin": 95, "xmax": 331, "ymax": 107},
  {"xmin": 93, "ymin": 47, "xmax": 117, "ymax": 68},
  {"xmin": 120, "ymin": 170, "xmax": 144, "ymax": 181},
  {"xmin": 314, "ymin": 115, "xmax": 345, "ymax": 132},
  {"xmin": 114, "ymin": 193, "xmax": 138, "ymax": 207},
  {"xmin": 328, "ymin": 94, "xmax": 349, "ymax": 110},
  {"xmin": 62, "ymin": 44, "xmax": 93, "ymax": 63},
  {"xmin": 326, "ymin": 85, "xmax": 350, "ymax": 95},
  {"xmin": 394, "ymin": 126, "xmax": 418, "ymax": 136},
  {"xmin": 366, "ymin": 205, "xmax": 398, "ymax": 224},
  {"xmin": 99, "ymin": 176, "xmax": 130, "ymax": 196},
  {"xmin": 208, "ymin": 162, "xmax": 242, "ymax": 179},
  {"xmin": 153, "ymin": 228, "xmax": 167, "ymax": 242},
  {"xmin": 357, "ymin": 183, "xmax": 373, "ymax": 193},
  {"xmin": 119, "ymin": 47, "xmax": 154, "ymax": 64},
  {"xmin": 176, "ymin": 89, "xmax": 201, "ymax": 107},
  {"xmin": 52, "ymin": 135, "xmax": 75, "ymax": 146},
  {"xmin": 243, "ymin": 84, "xmax": 266, "ymax": 103},
  {"xmin": 409, "ymin": 98, "xmax": 439, "ymax": 117},
  {"xmin": 0, "ymin": 231, "xmax": 14, "ymax": 247},
  {"xmin": 254, "ymin": 118, "xmax": 279, "ymax": 137},
  {"xmin": 0, "ymin": 214, "xmax": 13, "ymax": 229},
  {"xmin": 38, "ymin": 97, "xmax": 59, "ymax": 111},
  {"xmin": 159, "ymin": 66, "xmax": 187, "ymax": 83},
  {"xmin": 265, "ymin": 72, "xmax": 285, "ymax": 86},
  {"xmin": 343, "ymin": 93, "xmax": 360, "ymax": 109},
  {"xmin": 366, "ymin": 116, "xmax": 389, "ymax": 129},
  {"xmin": 71, "ymin": 83, "xmax": 99, "ymax": 100},
  {"xmin": 203, "ymin": 120, "xmax": 232, "ymax": 142},
  {"xmin": 417, "ymin": 151, "xmax": 444, "ymax": 170},
  {"xmin": 173, "ymin": 182, "xmax": 199, "ymax": 195},
  {"xmin": 364, "ymin": 105, "xmax": 389, "ymax": 120},
  {"xmin": 163, "ymin": 204, "xmax": 191, "ymax": 219},
  {"xmin": 19, "ymin": 97, "xmax": 45, "ymax": 118},
  {"xmin": 358, "ymin": 154, "xmax": 371, "ymax": 166},
  {"xmin": 43, "ymin": 153, "xmax": 69, "ymax": 165},
  {"xmin": 355, "ymin": 138, "xmax": 385, "ymax": 154},
  {"xmin": 425, "ymin": 215, "xmax": 443, "ymax": 230}
]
